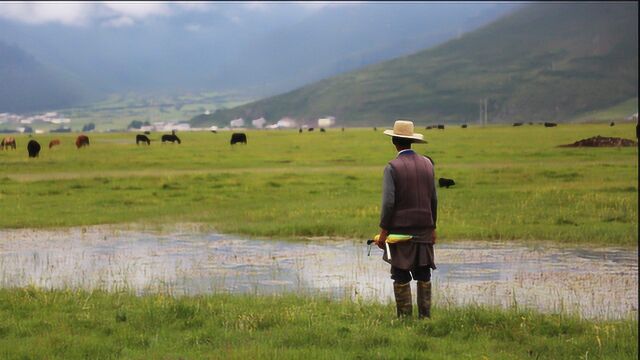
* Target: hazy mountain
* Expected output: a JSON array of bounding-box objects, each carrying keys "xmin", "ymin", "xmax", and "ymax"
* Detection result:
[
  {"xmin": 197, "ymin": 2, "xmax": 638, "ymax": 126},
  {"xmin": 0, "ymin": 41, "xmax": 88, "ymax": 113},
  {"xmin": 0, "ymin": 2, "xmax": 518, "ymax": 112}
]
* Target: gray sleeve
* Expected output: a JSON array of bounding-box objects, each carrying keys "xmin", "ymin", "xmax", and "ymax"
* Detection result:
[
  {"xmin": 431, "ymin": 165, "xmax": 438, "ymax": 227},
  {"xmin": 379, "ymin": 165, "xmax": 395, "ymax": 229}
]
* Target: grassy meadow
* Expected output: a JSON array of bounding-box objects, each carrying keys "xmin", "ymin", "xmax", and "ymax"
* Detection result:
[
  {"xmin": 0, "ymin": 123, "xmax": 637, "ymax": 245},
  {"xmin": 0, "ymin": 287, "xmax": 637, "ymax": 359}
]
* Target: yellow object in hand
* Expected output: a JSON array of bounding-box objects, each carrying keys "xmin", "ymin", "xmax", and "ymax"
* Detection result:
[{"xmin": 373, "ymin": 234, "xmax": 413, "ymax": 244}]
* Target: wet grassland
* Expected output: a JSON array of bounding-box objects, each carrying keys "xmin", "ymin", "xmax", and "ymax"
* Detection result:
[
  {"xmin": 1, "ymin": 123, "xmax": 637, "ymax": 245},
  {"xmin": 0, "ymin": 123, "xmax": 638, "ymax": 359}
]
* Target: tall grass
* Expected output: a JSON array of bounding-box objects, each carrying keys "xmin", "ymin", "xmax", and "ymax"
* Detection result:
[
  {"xmin": 1, "ymin": 124, "xmax": 637, "ymax": 245},
  {"xmin": 0, "ymin": 287, "xmax": 636, "ymax": 359}
]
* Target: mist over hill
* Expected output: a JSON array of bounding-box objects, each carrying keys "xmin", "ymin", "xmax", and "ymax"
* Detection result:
[
  {"xmin": 0, "ymin": 41, "xmax": 88, "ymax": 113},
  {"xmin": 0, "ymin": 2, "xmax": 518, "ymax": 113},
  {"xmin": 198, "ymin": 2, "xmax": 638, "ymax": 127}
]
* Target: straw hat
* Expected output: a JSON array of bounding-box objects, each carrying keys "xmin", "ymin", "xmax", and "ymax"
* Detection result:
[{"xmin": 383, "ymin": 120, "xmax": 426, "ymax": 143}]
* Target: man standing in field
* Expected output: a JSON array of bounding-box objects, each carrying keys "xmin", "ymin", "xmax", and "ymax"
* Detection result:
[{"xmin": 375, "ymin": 119, "xmax": 437, "ymax": 319}]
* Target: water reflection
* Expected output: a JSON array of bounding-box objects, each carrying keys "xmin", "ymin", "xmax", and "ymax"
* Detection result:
[{"xmin": 0, "ymin": 226, "xmax": 636, "ymax": 319}]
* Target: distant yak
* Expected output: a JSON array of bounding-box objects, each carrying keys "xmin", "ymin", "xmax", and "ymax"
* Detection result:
[
  {"xmin": 437, "ymin": 124, "xmax": 445, "ymax": 130},
  {"xmin": 230, "ymin": 132, "xmax": 247, "ymax": 145},
  {"xmin": 461, "ymin": 124, "xmax": 468, "ymax": 128},
  {"xmin": 49, "ymin": 139, "xmax": 61, "ymax": 149},
  {"xmin": 27, "ymin": 140, "xmax": 41, "ymax": 158},
  {"xmin": 136, "ymin": 134, "xmax": 151, "ymax": 145},
  {"xmin": 544, "ymin": 122, "xmax": 558, "ymax": 127},
  {"xmin": 513, "ymin": 122, "xmax": 523, "ymax": 126},
  {"xmin": 161, "ymin": 133, "xmax": 181, "ymax": 144}
]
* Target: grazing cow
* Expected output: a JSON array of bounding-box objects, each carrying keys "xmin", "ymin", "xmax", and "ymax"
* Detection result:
[
  {"xmin": 161, "ymin": 133, "xmax": 181, "ymax": 144},
  {"xmin": 320, "ymin": 128, "xmax": 326, "ymax": 132},
  {"xmin": 373, "ymin": 127, "xmax": 377, "ymax": 131},
  {"xmin": 610, "ymin": 122, "xmax": 615, "ymax": 127},
  {"xmin": 544, "ymin": 122, "xmax": 557, "ymax": 127},
  {"xmin": 438, "ymin": 177, "xmax": 455, "ymax": 188},
  {"xmin": 211, "ymin": 130, "xmax": 217, "ymax": 134},
  {"xmin": 437, "ymin": 124, "xmax": 445, "ymax": 130},
  {"xmin": 75, "ymin": 135, "xmax": 90, "ymax": 148},
  {"xmin": 425, "ymin": 126, "xmax": 432, "ymax": 130},
  {"xmin": 528, "ymin": 122, "xmax": 533, "ymax": 125},
  {"xmin": 461, "ymin": 124, "xmax": 468, "ymax": 128},
  {"xmin": 513, "ymin": 122, "xmax": 523, "ymax": 126},
  {"xmin": 1, "ymin": 136, "xmax": 16, "ymax": 150},
  {"xmin": 299, "ymin": 128, "xmax": 303, "ymax": 133},
  {"xmin": 27, "ymin": 140, "xmax": 41, "ymax": 158},
  {"xmin": 230, "ymin": 132, "xmax": 247, "ymax": 145},
  {"xmin": 341, "ymin": 127, "xmax": 345, "ymax": 132},
  {"xmin": 49, "ymin": 139, "xmax": 61, "ymax": 149},
  {"xmin": 136, "ymin": 134, "xmax": 151, "ymax": 145},
  {"xmin": 144, "ymin": 131, "xmax": 151, "ymax": 135},
  {"xmin": 308, "ymin": 128, "xmax": 315, "ymax": 132}
]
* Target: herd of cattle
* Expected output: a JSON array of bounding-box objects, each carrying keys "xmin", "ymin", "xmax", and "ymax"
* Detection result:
[
  {"xmin": 1, "ymin": 121, "xmax": 571, "ymax": 158},
  {"xmin": 0, "ymin": 131, "xmax": 250, "ymax": 158}
]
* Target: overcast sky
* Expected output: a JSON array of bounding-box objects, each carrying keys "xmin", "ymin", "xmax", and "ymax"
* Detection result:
[{"xmin": 0, "ymin": 1, "xmax": 356, "ymax": 28}]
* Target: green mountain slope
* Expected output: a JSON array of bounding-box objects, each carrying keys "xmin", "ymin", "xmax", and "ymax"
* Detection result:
[{"xmin": 194, "ymin": 2, "xmax": 638, "ymax": 126}]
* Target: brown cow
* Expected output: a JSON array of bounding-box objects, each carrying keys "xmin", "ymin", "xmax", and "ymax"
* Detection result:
[
  {"xmin": 1, "ymin": 136, "xmax": 16, "ymax": 150},
  {"xmin": 76, "ymin": 135, "xmax": 90, "ymax": 148},
  {"xmin": 49, "ymin": 139, "xmax": 61, "ymax": 149}
]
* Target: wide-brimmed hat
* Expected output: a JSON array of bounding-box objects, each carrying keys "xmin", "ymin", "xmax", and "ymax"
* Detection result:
[{"xmin": 383, "ymin": 120, "xmax": 426, "ymax": 143}]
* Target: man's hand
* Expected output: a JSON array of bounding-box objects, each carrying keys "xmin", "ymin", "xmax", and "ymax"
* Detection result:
[{"xmin": 376, "ymin": 229, "xmax": 389, "ymax": 249}]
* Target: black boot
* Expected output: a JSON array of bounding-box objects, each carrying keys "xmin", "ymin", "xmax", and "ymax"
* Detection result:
[
  {"xmin": 393, "ymin": 281, "xmax": 413, "ymax": 318},
  {"xmin": 417, "ymin": 281, "xmax": 431, "ymax": 319}
]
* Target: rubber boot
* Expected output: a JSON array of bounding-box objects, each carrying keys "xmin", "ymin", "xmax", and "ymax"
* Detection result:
[
  {"xmin": 393, "ymin": 281, "xmax": 413, "ymax": 318},
  {"xmin": 417, "ymin": 280, "xmax": 431, "ymax": 319}
]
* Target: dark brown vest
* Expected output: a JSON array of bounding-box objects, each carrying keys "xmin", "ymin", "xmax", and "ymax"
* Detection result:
[{"xmin": 387, "ymin": 151, "xmax": 435, "ymax": 234}]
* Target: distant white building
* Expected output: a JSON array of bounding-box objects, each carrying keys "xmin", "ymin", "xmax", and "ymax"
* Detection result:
[
  {"xmin": 230, "ymin": 118, "xmax": 245, "ymax": 127},
  {"xmin": 317, "ymin": 116, "xmax": 335, "ymax": 128},
  {"xmin": 276, "ymin": 117, "xmax": 297, "ymax": 128},
  {"xmin": 252, "ymin": 117, "xmax": 267, "ymax": 128}
]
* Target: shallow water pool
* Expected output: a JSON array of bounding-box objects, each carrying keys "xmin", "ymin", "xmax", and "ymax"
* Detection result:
[{"xmin": 0, "ymin": 226, "xmax": 636, "ymax": 319}]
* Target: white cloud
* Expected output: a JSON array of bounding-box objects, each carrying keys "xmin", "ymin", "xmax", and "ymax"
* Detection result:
[
  {"xmin": 102, "ymin": 16, "xmax": 135, "ymax": 28},
  {"xmin": 102, "ymin": 2, "xmax": 170, "ymax": 19},
  {"xmin": 0, "ymin": 1, "xmax": 213, "ymax": 27},
  {"xmin": 0, "ymin": 2, "xmax": 94, "ymax": 26}
]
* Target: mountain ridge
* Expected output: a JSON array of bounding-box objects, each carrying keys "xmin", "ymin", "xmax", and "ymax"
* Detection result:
[{"xmin": 195, "ymin": 2, "xmax": 638, "ymax": 127}]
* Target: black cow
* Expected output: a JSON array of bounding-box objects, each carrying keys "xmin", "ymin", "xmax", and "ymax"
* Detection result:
[
  {"xmin": 373, "ymin": 127, "xmax": 377, "ymax": 131},
  {"xmin": 544, "ymin": 122, "xmax": 558, "ymax": 127},
  {"xmin": 308, "ymin": 128, "xmax": 315, "ymax": 132},
  {"xmin": 513, "ymin": 122, "xmax": 523, "ymax": 126},
  {"xmin": 299, "ymin": 128, "xmax": 303, "ymax": 133},
  {"xmin": 27, "ymin": 140, "xmax": 41, "ymax": 158},
  {"xmin": 438, "ymin": 177, "xmax": 455, "ymax": 188},
  {"xmin": 437, "ymin": 124, "xmax": 445, "ymax": 130},
  {"xmin": 461, "ymin": 124, "xmax": 468, "ymax": 128},
  {"xmin": 425, "ymin": 126, "xmax": 432, "ymax": 130},
  {"xmin": 161, "ymin": 133, "xmax": 181, "ymax": 144},
  {"xmin": 610, "ymin": 122, "xmax": 615, "ymax": 127},
  {"xmin": 136, "ymin": 134, "xmax": 151, "ymax": 145},
  {"xmin": 230, "ymin": 132, "xmax": 247, "ymax": 145},
  {"xmin": 320, "ymin": 128, "xmax": 326, "ymax": 132}
]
